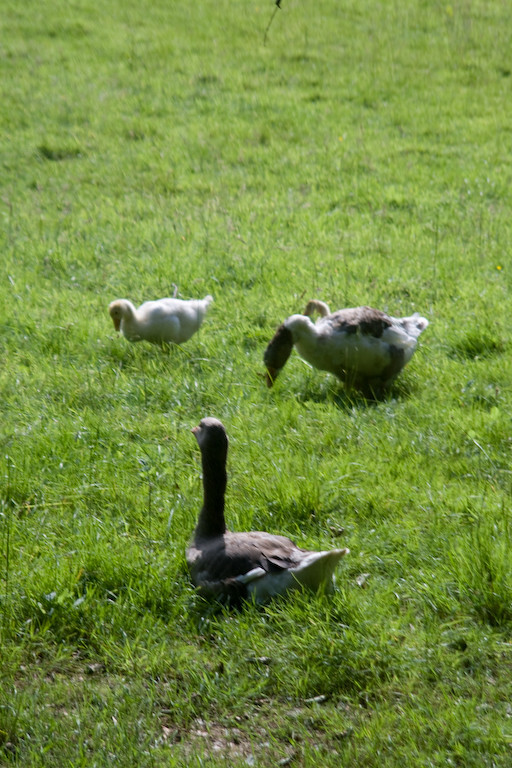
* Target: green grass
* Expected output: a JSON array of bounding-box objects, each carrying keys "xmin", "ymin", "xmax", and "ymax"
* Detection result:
[{"xmin": 1, "ymin": 0, "xmax": 512, "ymax": 764}]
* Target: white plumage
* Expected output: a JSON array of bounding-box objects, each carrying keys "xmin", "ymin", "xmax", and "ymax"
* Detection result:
[
  {"xmin": 264, "ymin": 300, "xmax": 429, "ymax": 393},
  {"xmin": 108, "ymin": 295, "xmax": 213, "ymax": 345}
]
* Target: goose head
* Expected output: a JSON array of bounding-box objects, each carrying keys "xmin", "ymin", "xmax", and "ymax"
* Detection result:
[
  {"xmin": 192, "ymin": 416, "xmax": 228, "ymax": 461},
  {"xmin": 264, "ymin": 315, "xmax": 316, "ymax": 387},
  {"xmin": 263, "ymin": 323, "xmax": 294, "ymax": 387},
  {"xmin": 304, "ymin": 299, "xmax": 330, "ymax": 318},
  {"xmin": 108, "ymin": 299, "xmax": 134, "ymax": 332}
]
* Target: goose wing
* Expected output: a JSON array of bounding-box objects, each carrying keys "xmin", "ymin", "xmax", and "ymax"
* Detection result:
[
  {"xmin": 187, "ymin": 531, "xmax": 303, "ymax": 583},
  {"xmin": 325, "ymin": 306, "xmax": 393, "ymax": 337},
  {"xmin": 137, "ymin": 298, "xmax": 182, "ymax": 320}
]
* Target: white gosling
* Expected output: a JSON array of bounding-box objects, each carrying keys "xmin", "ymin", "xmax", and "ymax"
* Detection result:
[
  {"xmin": 187, "ymin": 417, "xmax": 349, "ymax": 604},
  {"xmin": 264, "ymin": 300, "xmax": 429, "ymax": 394},
  {"xmin": 108, "ymin": 294, "xmax": 213, "ymax": 345}
]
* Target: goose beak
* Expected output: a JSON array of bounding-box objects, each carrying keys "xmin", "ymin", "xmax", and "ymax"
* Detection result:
[
  {"xmin": 112, "ymin": 318, "xmax": 121, "ymax": 332},
  {"xmin": 191, "ymin": 425, "xmax": 199, "ymax": 435},
  {"xmin": 265, "ymin": 368, "xmax": 277, "ymax": 388}
]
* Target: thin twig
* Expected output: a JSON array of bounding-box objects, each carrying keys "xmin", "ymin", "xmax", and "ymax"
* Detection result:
[{"xmin": 264, "ymin": 0, "xmax": 282, "ymax": 46}]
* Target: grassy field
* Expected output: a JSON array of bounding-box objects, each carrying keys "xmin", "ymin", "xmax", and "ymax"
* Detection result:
[{"xmin": 1, "ymin": 0, "xmax": 512, "ymax": 764}]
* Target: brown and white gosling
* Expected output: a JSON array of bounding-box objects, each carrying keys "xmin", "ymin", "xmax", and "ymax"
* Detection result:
[
  {"xmin": 186, "ymin": 417, "xmax": 349, "ymax": 603},
  {"xmin": 108, "ymin": 294, "xmax": 213, "ymax": 345},
  {"xmin": 264, "ymin": 300, "xmax": 429, "ymax": 393}
]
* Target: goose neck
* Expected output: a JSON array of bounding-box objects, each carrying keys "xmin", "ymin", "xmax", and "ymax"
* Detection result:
[
  {"xmin": 195, "ymin": 450, "xmax": 227, "ymax": 539},
  {"xmin": 286, "ymin": 314, "xmax": 316, "ymax": 341}
]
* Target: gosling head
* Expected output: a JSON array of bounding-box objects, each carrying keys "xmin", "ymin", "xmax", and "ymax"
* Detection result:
[{"xmin": 108, "ymin": 300, "xmax": 126, "ymax": 332}]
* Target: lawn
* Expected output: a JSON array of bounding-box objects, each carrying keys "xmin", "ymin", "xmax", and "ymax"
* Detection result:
[{"xmin": 1, "ymin": 0, "xmax": 512, "ymax": 765}]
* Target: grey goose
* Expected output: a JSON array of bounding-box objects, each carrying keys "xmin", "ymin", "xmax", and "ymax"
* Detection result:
[{"xmin": 187, "ymin": 417, "xmax": 349, "ymax": 604}]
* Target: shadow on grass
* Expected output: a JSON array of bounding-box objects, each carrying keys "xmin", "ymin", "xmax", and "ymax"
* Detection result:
[
  {"xmin": 293, "ymin": 377, "xmax": 418, "ymax": 411},
  {"xmin": 37, "ymin": 142, "xmax": 82, "ymax": 162},
  {"xmin": 105, "ymin": 338, "xmax": 205, "ymax": 372},
  {"xmin": 449, "ymin": 328, "xmax": 507, "ymax": 361}
]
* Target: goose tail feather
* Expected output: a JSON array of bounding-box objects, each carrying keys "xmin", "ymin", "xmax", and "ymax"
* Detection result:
[{"xmin": 291, "ymin": 548, "xmax": 350, "ymax": 591}]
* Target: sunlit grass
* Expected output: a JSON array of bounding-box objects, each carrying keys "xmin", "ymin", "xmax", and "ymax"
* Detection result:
[{"xmin": 1, "ymin": 0, "xmax": 512, "ymax": 764}]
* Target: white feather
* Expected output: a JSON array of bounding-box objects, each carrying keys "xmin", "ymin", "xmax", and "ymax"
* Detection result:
[{"xmin": 108, "ymin": 295, "xmax": 213, "ymax": 344}]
